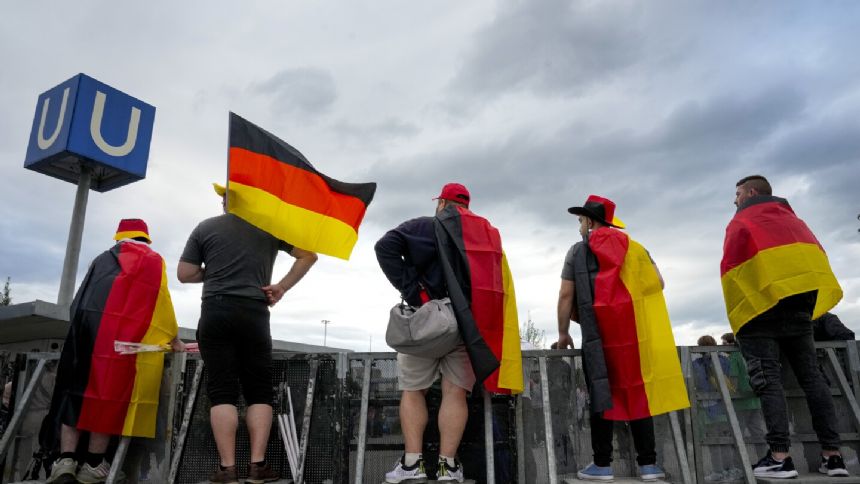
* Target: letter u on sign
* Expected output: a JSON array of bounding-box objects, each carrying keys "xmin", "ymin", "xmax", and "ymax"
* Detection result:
[
  {"xmin": 37, "ymin": 87, "xmax": 70, "ymax": 150},
  {"xmin": 90, "ymin": 91, "xmax": 141, "ymax": 157}
]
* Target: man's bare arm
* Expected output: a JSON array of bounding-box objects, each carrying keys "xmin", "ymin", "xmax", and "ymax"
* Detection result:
[
  {"xmin": 557, "ymin": 279, "xmax": 576, "ymax": 349},
  {"xmin": 263, "ymin": 247, "xmax": 318, "ymax": 306},
  {"xmin": 177, "ymin": 261, "xmax": 204, "ymax": 283}
]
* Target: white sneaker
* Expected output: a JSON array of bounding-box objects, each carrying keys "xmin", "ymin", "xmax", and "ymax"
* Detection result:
[
  {"xmin": 46, "ymin": 457, "xmax": 77, "ymax": 484},
  {"xmin": 385, "ymin": 456, "xmax": 427, "ymax": 483},
  {"xmin": 76, "ymin": 459, "xmax": 126, "ymax": 483},
  {"xmin": 437, "ymin": 457, "xmax": 464, "ymax": 482}
]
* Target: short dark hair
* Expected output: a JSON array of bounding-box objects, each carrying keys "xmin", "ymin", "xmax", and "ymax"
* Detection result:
[
  {"xmin": 721, "ymin": 332, "xmax": 736, "ymax": 345},
  {"xmin": 736, "ymin": 175, "xmax": 772, "ymax": 195},
  {"xmin": 697, "ymin": 335, "xmax": 717, "ymax": 346}
]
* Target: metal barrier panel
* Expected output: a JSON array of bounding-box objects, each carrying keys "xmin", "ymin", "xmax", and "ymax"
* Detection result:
[
  {"xmin": 173, "ymin": 354, "xmax": 342, "ymax": 484},
  {"xmin": 687, "ymin": 343, "xmax": 860, "ymax": 482},
  {"xmin": 346, "ymin": 353, "xmax": 518, "ymax": 484}
]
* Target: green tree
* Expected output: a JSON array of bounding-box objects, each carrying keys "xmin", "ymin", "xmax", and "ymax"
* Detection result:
[
  {"xmin": 1, "ymin": 277, "xmax": 10, "ymax": 306},
  {"xmin": 520, "ymin": 313, "xmax": 545, "ymax": 348}
]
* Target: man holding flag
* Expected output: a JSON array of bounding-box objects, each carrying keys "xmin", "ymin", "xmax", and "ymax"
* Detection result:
[
  {"xmin": 556, "ymin": 195, "xmax": 688, "ymax": 482},
  {"xmin": 721, "ymin": 175, "xmax": 847, "ymax": 478},
  {"xmin": 179, "ymin": 113, "xmax": 373, "ymax": 483},
  {"xmin": 376, "ymin": 183, "xmax": 522, "ymax": 483}
]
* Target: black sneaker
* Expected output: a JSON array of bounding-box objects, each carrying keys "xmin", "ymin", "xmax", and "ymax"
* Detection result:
[
  {"xmin": 752, "ymin": 453, "xmax": 798, "ymax": 479},
  {"xmin": 819, "ymin": 454, "xmax": 850, "ymax": 477}
]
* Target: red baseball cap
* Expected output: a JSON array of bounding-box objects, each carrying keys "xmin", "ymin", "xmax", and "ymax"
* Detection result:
[
  {"xmin": 114, "ymin": 218, "xmax": 152, "ymax": 243},
  {"xmin": 432, "ymin": 183, "xmax": 470, "ymax": 207}
]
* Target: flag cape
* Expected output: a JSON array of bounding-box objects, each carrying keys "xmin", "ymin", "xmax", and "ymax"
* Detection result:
[
  {"xmin": 721, "ymin": 196, "xmax": 842, "ymax": 333},
  {"xmin": 48, "ymin": 241, "xmax": 178, "ymax": 438},
  {"xmin": 227, "ymin": 113, "xmax": 376, "ymax": 260},
  {"xmin": 583, "ymin": 227, "xmax": 689, "ymax": 420},
  {"xmin": 435, "ymin": 205, "xmax": 523, "ymax": 394}
]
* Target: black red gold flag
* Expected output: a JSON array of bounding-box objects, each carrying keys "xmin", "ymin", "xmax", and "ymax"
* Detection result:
[
  {"xmin": 226, "ymin": 113, "xmax": 376, "ymax": 259},
  {"xmin": 721, "ymin": 196, "xmax": 842, "ymax": 333},
  {"xmin": 435, "ymin": 205, "xmax": 523, "ymax": 394},
  {"xmin": 49, "ymin": 241, "xmax": 178, "ymax": 438}
]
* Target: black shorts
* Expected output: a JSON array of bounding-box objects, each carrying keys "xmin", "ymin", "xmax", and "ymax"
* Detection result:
[{"xmin": 197, "ymin": 295, "xmax": 273, "ymax": 406}]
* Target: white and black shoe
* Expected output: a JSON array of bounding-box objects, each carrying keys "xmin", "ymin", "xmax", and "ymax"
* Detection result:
[
  {"xmin": 384, "ymin": 455, "xmax": 427, "ymax": 483},
  {"xmin": 819, "ymin": 454, "xmax": 850, "ymax": 477},
  {"xmin": 752, "ymin": 453, "xmax": 798, "ymax": 479},
  {"xmin": 437, "ymin": 457, "xmax": 464, "ymax": 482}
]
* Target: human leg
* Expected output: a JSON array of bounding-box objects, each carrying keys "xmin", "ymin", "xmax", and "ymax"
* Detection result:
[
  {"xmin": 779, "ymin": 321, "xmax": 841, "ymax": 453},
  {"xmin": 198, "ymin": 297, "xmax": 242, "ymax": 470},
  {"xmin": 630, "ymin": 417, "xmax": 656, "ymax": 466},
  {"xmin": 736, "ymin": 328, "xmax": 791, "ymax": 456}
]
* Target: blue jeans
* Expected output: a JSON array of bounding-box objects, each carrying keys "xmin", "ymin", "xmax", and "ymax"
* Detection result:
[{"xmin": 736, "ymin": 315, "xmax": 840, "ymax": 452}]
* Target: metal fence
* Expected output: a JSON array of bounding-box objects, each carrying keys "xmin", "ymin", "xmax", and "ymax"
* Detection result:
[{"xmin": 2, "ymin": 342, "xmax": 860, "ymax": 484}]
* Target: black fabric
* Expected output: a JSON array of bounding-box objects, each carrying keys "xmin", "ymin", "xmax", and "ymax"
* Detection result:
[
  {"xmin": 813, "ymin": 312, "xmax": 855, "ymax": 341},
  {"xmin": 374, "ymin": 216, "xmax": 446, "ymax": 307},
  {"xmin": 433, "ymin": 206, "xmax": 500, "ymax": 385},
  {"xmin": 570, "ymin": 240, "xmax": 613, "ymax": 414},
  {"xmin": 736, "ymin": 194, "xmax": 791, "ymax": 213},
  {"xmin": 229, "ymin": 112, "xmax": 376, "ymax": 204},
  {"xmin": 197, "ymin": 295, "xmax": 274, "ymax": 406},
  {"xmin": 41, "ymin": 246, "xmax": 123, "ymax": 455},
  {"xmin": 590, "ymin": 414, "xmax": 656, "ymax": 466}
]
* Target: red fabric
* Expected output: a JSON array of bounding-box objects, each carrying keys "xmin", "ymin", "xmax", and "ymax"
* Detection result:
[
  {"xmin": 589, "ymin": 229, "xmax": 650, "ymax": 420},
  {"xmin": 115, "ymin": 219, "xmax": 149, "ymax": 237},
  {"xmin": 229, "ymin": 147, "xmax": 370, "ymax": 231},
  {"xmin": 720, "ymin": 200, "xmax": 821, "ymax": 276},
  {"xmin": 77, "ymin": 243, "xmax": 163, "ymax": 434},
  {"xmin": 458, "ymin": 207, "xmax": 507, "ymax": 393}
]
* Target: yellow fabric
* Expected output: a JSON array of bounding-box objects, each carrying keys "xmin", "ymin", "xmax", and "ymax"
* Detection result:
[
  {"xmin": 229, "ymin": 181, "xmax": 358, "ymax": 260},
  {"xmin": 721, "ymin": 242, "xmax": 842, "ymax": 334},
  {"xmin": 619, "ymin": 237, "xmax": 690, "ymax": 415},
  {"xmin": 213, "ymin": 183, "xmax": 226, "ymax": 197},
  {"xmin": 122, "ymin": 261, "xmax": 179, "ymax": 437},
  {"xmin": 497, "ymin": 252, "xmax": 524, "ymax": 394},
  {"xmin": 113, "ymin": 230, "xmax": 150, "ymax": 243}
]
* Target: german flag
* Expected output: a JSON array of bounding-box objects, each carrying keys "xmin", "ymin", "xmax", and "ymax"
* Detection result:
[
  {"xmin": 226, "ymin": 113, "xmax": 376, "ymax": 260},
  {"xmin": 721, "ymin": 196, "xmax": 842, "ymax": 333},
  {"xmin": 50, "ymin": 241, "xmax": 178, "ymax": 438},
  {"xmin": 435, "ymin": 205, "xmax": 523, "ymax": 394},
  {"xmin": 587, "ymin": 227, "xmax": 689, "ymax": 420}
]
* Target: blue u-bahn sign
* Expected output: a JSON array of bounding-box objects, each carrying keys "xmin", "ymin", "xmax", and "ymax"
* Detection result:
[{"xmin": 24, "ymin": 73, "xmax": 156, "ymax": 192}]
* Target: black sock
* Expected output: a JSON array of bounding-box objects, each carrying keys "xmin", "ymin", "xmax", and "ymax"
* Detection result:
[
  {"xmin": 85, "ymin": 452, "xmax": 104, "ymax": 467},
  {"xmin": 59, "ymin": 452, "xmax": 76, "ymax": 461},
  {"xmin": 251, "ymin": 460, "xmax": 266, "ymax": 467}
]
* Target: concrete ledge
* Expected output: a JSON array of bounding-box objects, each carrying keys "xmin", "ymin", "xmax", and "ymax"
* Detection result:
[
  {"xmin": 756, "ymin": 474, "xmax": 860, "ymax": 483},
  {"xmin": 0, "ymin": 299, "xmax": 69, "ymax": 343}
]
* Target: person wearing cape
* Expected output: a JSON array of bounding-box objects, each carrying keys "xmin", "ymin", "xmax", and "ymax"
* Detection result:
[
  {"xmin": 722, "ymin": 175, "xmax": 847, "ymax": 479},
  {"xmin": 376, "ymin": 183, "xmax": 522, "ymax": 483},
  {"xmin": 556, "ymin": 195, "xmax": 688, "ymax": 482},
  {"xmin": 44, "ymin": 219, "xmax": 183, "ymax": 484}
]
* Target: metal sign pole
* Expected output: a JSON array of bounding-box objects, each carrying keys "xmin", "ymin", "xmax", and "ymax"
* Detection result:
[{"xmin": 57, "ymin": 165, "xmax": 91, "ymax": 307}]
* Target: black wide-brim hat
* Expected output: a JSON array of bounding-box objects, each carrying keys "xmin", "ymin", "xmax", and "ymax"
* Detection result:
[{"xmin": 567, "ymin": 194, "xmax": 625, "ymax": 229}]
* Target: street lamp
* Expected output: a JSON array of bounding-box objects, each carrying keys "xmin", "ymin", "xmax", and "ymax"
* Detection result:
[{"xmin": 321, "ymin": 319, "xmax": 331, "ymax": 347}]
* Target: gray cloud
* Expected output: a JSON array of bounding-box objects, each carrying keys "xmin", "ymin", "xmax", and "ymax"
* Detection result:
[
  {"xmin": 251, "ymin": 68, "xmax": 337, "ymax": 118},
  {"xmin": 449, "ymin": 0, "xmax": 645, "ymax": 99}
]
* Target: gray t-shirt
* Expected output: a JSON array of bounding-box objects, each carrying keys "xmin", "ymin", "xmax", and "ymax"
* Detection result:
[
  {"xmin": 560, "ymin": 242, "xmax": 655, "ymax": 281},
  {"xmin": 180, "ymin": 213, "xmax": 293, "ymax": 301},
  {"xmin": 561, "ymin": 245, "xmax": 578, "ymax": 281}
]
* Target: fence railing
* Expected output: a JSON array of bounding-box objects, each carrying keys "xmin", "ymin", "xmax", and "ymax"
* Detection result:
[{"xmin": 2, "ymin": 342, "xmax": 860, "ymax": 484}]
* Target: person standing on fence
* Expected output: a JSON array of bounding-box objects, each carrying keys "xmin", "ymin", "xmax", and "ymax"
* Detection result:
[
  {"xmin": 375, "ymin": 183, "xmax": 523, "ymax": 483},
  {"xmin": 44, "ymin": 219, "xmax": 183, "ymax": 484},
  {"xmin": 721, "ymin": 175, "xmax": 847, "ymax": 478},
  {"xmin": 178, "ymin": 184, "xmax": 317, "ymax": 484},
  {"xmin": 556, "ymin": 195, "xmax": 689, "ymax": 482}
]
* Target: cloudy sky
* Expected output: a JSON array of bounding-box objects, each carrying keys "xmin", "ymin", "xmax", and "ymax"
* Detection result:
[{"xmin": 2, "ymin": 1, "xmax": 858, "ymax": 351}]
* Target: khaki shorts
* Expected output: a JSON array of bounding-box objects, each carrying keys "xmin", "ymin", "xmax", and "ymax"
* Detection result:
[{"xmin": 397, "ymin": 345, "xmax": 476, "ymax": 392}]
